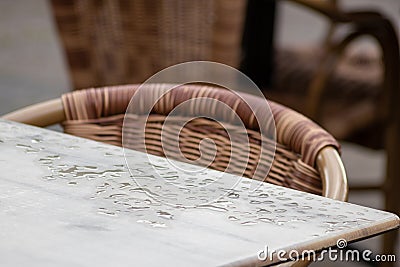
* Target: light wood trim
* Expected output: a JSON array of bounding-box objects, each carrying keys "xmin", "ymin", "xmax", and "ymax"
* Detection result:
[
  {"xmin": 1, "ymin": 98, "xmax": 65, "ymax": 127},
  {"xmin": 317, "ymin": 146, "xmax": 348, "ymax": 201}
]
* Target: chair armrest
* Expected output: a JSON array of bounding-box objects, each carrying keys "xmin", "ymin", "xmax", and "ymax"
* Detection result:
[
  {"xmin": 305, "ymin": 15, "xmax": 399, "ymax": 120},
  {"xmin": 316, "ymin": 146, "xmax": 348, "ymax": 201},
  {"xmin": 1, "ymin": 98, "xmax": 65, "ymax": 127}
]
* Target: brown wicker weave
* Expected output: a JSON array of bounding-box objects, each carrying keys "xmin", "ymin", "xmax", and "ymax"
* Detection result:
[
  {"xmin": 51, "ymin": 0, "xmax": 246, "ymax": 89},
  {"xmin": 61, "ymin": 84, "xmax": 340, "ymax": 195}
]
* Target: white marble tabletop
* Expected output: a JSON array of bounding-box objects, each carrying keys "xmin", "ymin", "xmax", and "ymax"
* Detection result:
[{"xmin": 0, "ymin": 119, "xmax": 398, "ymax": 266}]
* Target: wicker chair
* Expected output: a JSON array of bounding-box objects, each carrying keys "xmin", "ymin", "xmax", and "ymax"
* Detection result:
[
  {"xmin": 3, "ymin": 84, "xmax": 348, "ymax": 265},
  {"xmin": 3, "ymin": 84, "xmax": 347, "ymax": 199},
  {"xmin": 50, "ymin": 0, "xmax": 246, "ymax": 90}
]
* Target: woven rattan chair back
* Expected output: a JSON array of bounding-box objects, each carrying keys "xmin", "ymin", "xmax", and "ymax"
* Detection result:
[
  {"xmin": 60, "ymin": 84, "xmax": 341, "ymax": 196},
  {"xmin": 51, "ymin": 0, "xmax": 246, "ymax": 89}
]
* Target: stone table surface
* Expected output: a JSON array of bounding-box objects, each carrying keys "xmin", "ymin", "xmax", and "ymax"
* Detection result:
[{"xmin": 0, "ymin": 119, "xmax": 398, "ymax": 266}]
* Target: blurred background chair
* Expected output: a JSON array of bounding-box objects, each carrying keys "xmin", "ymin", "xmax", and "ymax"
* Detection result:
[
  {"xmin": 50, "ymin": 0, "xmax": 246, "ymax": 89},
  {"xmin": 47, "ymin": 0, "xmax": 399, "ymax": 263}
]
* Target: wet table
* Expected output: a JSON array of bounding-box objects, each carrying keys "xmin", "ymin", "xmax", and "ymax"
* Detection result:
[{"xmin": 0, "ymin": 119, "xmax": 398, "ymax": 266}]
